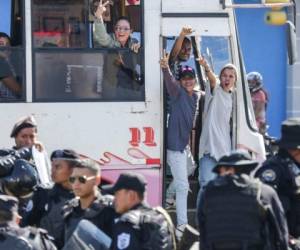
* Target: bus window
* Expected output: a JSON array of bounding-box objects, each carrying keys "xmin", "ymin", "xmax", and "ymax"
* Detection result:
[
  {"xmin": 165, "ymin": 36, "xmax": 232, "ymax": 79},
  {"xmin": 32, "ymin": 0, "xmax": 144, "ymax": 102},
  {"xmin": 0, "ymin": 0, "xmax": 25, "ymax": 102}
]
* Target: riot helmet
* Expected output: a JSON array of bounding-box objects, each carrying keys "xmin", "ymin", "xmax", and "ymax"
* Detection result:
[
  {"xmin": 2, "ymin": 159, "xmax": 38, "ymax": 198},
  {"xmin": 247, "ymin": 71, "xmax": 263, "ymax": 92},
  {"xmin": 0, "ymin": 149, "xmax": 15, "ymax": 157}
]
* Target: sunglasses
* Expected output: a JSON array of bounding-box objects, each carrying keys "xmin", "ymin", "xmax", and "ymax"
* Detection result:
[
  {"xmin": 114, "ymin": 26, "xmax": 131, "ymax": 32},
  {"xmin": 69, "ymin": 175, "xmax": 96, "ymax": 184},
  {"xmin": 181, "ymin": 66, "xmax": 194, "ymax": 73}
]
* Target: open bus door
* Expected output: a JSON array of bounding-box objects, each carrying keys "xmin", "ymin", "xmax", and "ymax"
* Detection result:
[{"xmin": 161, "ymin": 0, "xmax": 266, "ymax": 206}]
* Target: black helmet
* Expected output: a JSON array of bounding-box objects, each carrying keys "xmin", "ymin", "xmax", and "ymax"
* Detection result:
[
  {"xmin": 2, "ymin": 159, "xmax": 38, "ymax": 198},
  {"xmin": 0, "ymin": 149, "xmax": 15, "ymax": 157},
  {"xmin": 0, "ymin": 148, "xmax": 32, "ymax": 178},
  {"xmin": 11, "ymin": 147, "xmax": 32, "ymax": 161},
  {"xmin": 0, "ymin": 156, "xmax": 15, "ymax": 177}
]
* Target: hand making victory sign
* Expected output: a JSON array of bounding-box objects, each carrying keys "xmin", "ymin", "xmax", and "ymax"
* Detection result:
[{"xmin": 160, "ymin": 50, "xmax": 170, "ymax": 69}]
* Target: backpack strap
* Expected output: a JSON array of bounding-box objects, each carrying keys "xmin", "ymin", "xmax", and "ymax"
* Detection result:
[
  {"xmin": 119, "ymin": 210, "xmax": 142, "ymax": 230},
  {"xmin": 153, "ymin": 206, "xmax": 177, "ymax": 250}
]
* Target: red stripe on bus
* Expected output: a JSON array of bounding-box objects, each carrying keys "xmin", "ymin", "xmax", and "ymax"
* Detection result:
[{"xmin": 146, "ymin": 158, "xmax": 160, "ymax": 165}]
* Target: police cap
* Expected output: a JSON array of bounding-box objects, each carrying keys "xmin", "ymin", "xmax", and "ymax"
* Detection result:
[
  {"xmin": 108, "ymin": 172, "xmax": 147, "ymax": 194},
  {"xmin": 278, "ymin": 117, "xmax": 300, "ymax": 149},
  {"xmin": 50, "ymin": 149, "xmax": 80, "ymax": 161},
  {"xmin": 213, "ymin": 149, "xmax": 258, "ymax": 173},
  {"xmin": 10, "ymin": 115, "xmax": 37, "ymax": 138}
]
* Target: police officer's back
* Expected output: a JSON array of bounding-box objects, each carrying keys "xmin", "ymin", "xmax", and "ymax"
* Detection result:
[
  {"xmin": 198, "ymin": 150, "xmax": 289, "ymax": 250},
  {"xmin": 255, "ymin": 118, "xmax": 300, "ymax": 241},
  {"xmin": 24, "ymin": 149, "xmax": 79, "ymax": 248},
  {"xmin": 0, "ymin": 194, "xmax": 56, "ymax": 250},
  {"xmin": 109, "ymin": 172, "xmax": 175, "ymax": 250}
]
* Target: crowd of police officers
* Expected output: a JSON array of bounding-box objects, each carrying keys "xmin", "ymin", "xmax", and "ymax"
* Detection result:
[{"xmin": 2, "ymin": 115, "xmax": 300, "ymax": 250}]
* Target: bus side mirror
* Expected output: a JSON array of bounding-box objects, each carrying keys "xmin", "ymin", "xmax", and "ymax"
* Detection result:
[{"xmin": 286, "ymin": 20, "xmax": 297, "ymax": 65}]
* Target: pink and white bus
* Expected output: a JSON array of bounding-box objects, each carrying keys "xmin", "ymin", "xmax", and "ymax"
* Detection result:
[{"xmin": 0, "ymin": 0, "xmax": 267, "ymax": 205}]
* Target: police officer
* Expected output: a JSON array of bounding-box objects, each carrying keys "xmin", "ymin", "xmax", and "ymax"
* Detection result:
[
  {"xmin": 24, "ymin": 149, "xmax": 79, "ymax": 248},
  {"xmin": 198, "ymin": 149, "xmax": 289, "ymax": 250},
  {"xmin": 63, "ymin": 158, "xmax": 116, "ymax": 244},
  {"xmin": 0, "ymin": 158, "xmax": 38, "ymax": 219},
  {"xmin": 109, "ymin": 172, "xmax": 175, "ymax": 250},
  {"xmin": 255, "ymin": 118, "xmax": 300, "ymax": 246},
  {"xmin": 10, "ymin": 115, "xmax": 51, "ymax": 184},
  {"xmin": 0, "ymin": 194, "xmax": 57, "ymax": 249}
]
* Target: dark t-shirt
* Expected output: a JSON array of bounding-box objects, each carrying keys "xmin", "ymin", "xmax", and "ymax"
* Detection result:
[
  {"xmin": 0, "ymin": 57, "xmax": 13, "ymax": 78},
  {"xmin": 163, "ymin": 68, "xmax": 198, "ymax": 151}
]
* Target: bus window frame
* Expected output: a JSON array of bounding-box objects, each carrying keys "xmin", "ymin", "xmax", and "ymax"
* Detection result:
[
  {"xmin": 0, "ymin": 0, "xmax": 26, "ymax": 103},
  {"xmin": 30, "ymin": 0, "xmax": 145, "ymax": 103}
]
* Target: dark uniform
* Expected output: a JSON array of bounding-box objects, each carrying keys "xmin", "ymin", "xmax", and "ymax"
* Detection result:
[
  {"xmin": 108, "ymin": 172, "xmax": 175, "ymax": 250},
  {"xmin": 256, "ymin": 150, "xmax": 300, "ymax": 236},
  {"xmin": 255, "ymin": 118, "xmax": 300, "ymax": 241},
  {"xmin": 111, "ymin": 202, "xmax": 175, "ymax": 250},
  {"xmin": 198, "ymin": 150, "xmax": 289, "ymax": 250},
  {"xmin": 63, "ymin": 191, "xmax": 116, "ymax": 243},
  {"xmin": 24, "ymin": 183, "xmax": 74, "ymax": 248},
  {"xmin": 0, "ymin": 194, "xmax": 57, "ymax": 250}
]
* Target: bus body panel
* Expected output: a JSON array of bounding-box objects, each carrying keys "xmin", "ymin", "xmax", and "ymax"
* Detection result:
[{"xmin": 0, "ymin": 0, "xmax": 265, "ymax": 207}]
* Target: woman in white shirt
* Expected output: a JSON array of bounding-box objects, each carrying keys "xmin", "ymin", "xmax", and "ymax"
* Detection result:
[{"xmin": 198, "ymin": 63, "xmax": 237, "ymax": 192}]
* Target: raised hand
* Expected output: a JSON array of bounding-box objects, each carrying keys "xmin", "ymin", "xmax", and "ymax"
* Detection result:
[
  {"xmin": 196, "ymin": 56, "xmax": 210, "ymax": 71},
  {"xmin": 130, "ymin": 43, "xmax": 140, "ymax": 53},
  {"xmin": 114, "ymin": 53, "xmax": 124, "ymax": 66},
  {"xmin": 180, "ymin": 26, "xmax": 194, "ymax": 37},
  {"xmin": 159, "ymin": 50, "xmax": 170, "ymax": 69},
  {"xmin": 34, "ymin": 141, "xmax": 45, "ymax": 152},
  {"xmin": 94, "ymin": 0, "xmax": 110, "ymax": 20}
]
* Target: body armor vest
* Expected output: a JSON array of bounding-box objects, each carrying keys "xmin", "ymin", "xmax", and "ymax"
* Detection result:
[
  {"xmin": 63, "ymin": 194, "xmax": 113, "ymax": 241},
  {"xmin": 40, "ymin": 186, "xmax": 73, "ymax": 248},
  {"xmin": 204, "ymin": 175, "xmax": 266, "ymax": 249},
  {"xmin": 119, "ymin": 205, "xmax": 175, "ymax": 250}
]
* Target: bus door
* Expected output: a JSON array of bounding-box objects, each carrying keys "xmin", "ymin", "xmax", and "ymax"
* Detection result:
[
  {"xmin": 161, "ymin": 0, "xmax": 265, "ymax": 191},
  {"xmin": 161, "ymin": 12, "xmax": 234, "ymax": 181}
]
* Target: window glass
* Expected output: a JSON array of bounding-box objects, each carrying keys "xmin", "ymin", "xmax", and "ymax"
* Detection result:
[
  {"xmin": 32, "ymin": 0, "xmax": 144, "ymax": 102},
  {"xmin": 32, "ymin": 0, "xmax": 87, "ymax": 48},
  {"xmin": 165, "ymin": 36, "xmax": 232, "ymax": 78},
  {"xmin": 0, "ymin": 0, "xmax": 25, "ymax": 102},
  {"xmin": 34, "ymin": 50, "xmax": 144, "ymax": 101}
]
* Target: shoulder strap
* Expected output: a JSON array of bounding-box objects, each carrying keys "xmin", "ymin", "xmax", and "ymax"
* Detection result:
[
  {"xmin": 119, "ymin": 209, "xmax": 142, "ymax": 229},
  {"xmin": 63, "ymin": 198, "xmax": 79, "ymax": 219},
  {"xmin": 153, "ymin": 206, "xmax": 177, "ymax": 250}
]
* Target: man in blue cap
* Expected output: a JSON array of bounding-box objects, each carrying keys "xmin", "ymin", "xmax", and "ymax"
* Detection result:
[
  {"xmin": 198, "ymin": 149, "xmax": 289, "ymax": 250},
  {"xmin": 24, "ymin": 149, "xmax": 79, "ymax": 248}
]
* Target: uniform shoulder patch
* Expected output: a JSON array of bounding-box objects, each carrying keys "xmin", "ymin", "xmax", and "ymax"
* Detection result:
[
  {"xmin": 261, "ymin": 169, "xmax": 276, "ymax": 182},
  {"xmin": 117, "ymin": 233, "xmax": 130, "ymax": 249}
]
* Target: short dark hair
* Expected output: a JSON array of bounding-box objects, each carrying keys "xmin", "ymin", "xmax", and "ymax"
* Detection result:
[
  {"xmin": 183, "ymin": 37, "xmax": 191, "ymax": 45},
  {"xmin": 74, "ymin": 158, "xmax": 100, "ymax": 175},
  {"xmin": 115, "ymin": 16, "xmax": 131, "ymax": 27},
  {"xmin": 0, "ymin": 210, "xmax": 13, "ymax": 223},
  {"xmin": 0, "ymin": 32, "xmax": 11, "ymax": 45},
  {"xmin": 136, "ymin": 191, "xmax": 144, "ymax": 201}
]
